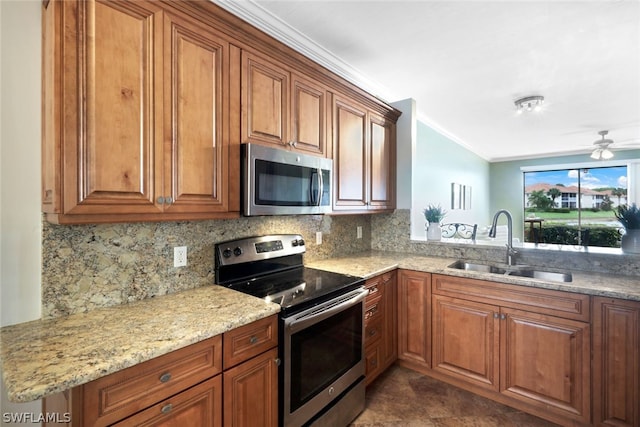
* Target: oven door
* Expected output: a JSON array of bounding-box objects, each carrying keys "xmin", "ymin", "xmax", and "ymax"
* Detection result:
[
  {"xmin": 282, "ymin": 287, "xmax": 367, "ymax": 427},
  {"xmin": 243, "ymin": 143, "xmax": 332, "ymax": 216}
]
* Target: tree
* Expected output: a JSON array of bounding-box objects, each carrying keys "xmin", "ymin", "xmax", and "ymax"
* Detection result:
[
  {"xmin": 528, "ymin": 190, "xmax": 553, "ymax": 210},
  {"xmin": 611, "ymin": 188, "xmax": 627, "ymax": 205},
  {"xmin": 546, "ymin": 187, "xmax": 561, "ymax": 207},
  {"xmin": 600, "ymin": 195, "xmax": 614, "ymax": 211}
]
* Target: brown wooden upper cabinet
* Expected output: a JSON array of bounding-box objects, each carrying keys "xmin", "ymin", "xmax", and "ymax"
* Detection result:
[
  {"xmin": 41, "ymin": 0, "xmax": 239, "ymax": 224},
  {"xmin": 332, "ymin": 94, "xmax": 396, "ymax": 212},
  {"xmin": 241, "ymin": 50, "xmax": 328, "ymax": 157}
]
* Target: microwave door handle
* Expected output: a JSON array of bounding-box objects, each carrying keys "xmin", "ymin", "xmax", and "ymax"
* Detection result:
[
  {"xmin": 316, "ymin": 168, "xmax": 323, "ymax": 206},
  {"xmin": 309, "ymin": 170, "xmax": 318, "ymax": 205}
]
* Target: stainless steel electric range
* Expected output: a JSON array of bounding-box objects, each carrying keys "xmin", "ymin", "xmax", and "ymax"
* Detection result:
[{"xmin": 215, "ymin": 234, "xmax": 366, "ymax": 427}]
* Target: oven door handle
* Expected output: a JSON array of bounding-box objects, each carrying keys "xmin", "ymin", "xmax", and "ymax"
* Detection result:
[{"xmin": 286, "ymin": 287, "xmax": 368, "ymax": 333}]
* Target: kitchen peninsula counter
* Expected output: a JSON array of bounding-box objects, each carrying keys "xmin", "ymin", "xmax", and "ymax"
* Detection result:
[
  {"xmin": 306, "ymin": 250, "xmax": 640, "ymax": 302},
  {"xmin": 0, "ymin": 286, "xmax": 279, "ymax": 403}
]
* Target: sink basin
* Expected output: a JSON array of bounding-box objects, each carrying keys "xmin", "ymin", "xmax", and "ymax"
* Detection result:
[
  {"xmin": 448, "ymin": 260, "xmax": 573, "ymax": 283},
  {"xmin": 448, "ymin": 260, "xmax": 507, "ymax": 275},
  {"xmin": 507, "ymin": 269, "xmax": 573, "ymax": 282}
]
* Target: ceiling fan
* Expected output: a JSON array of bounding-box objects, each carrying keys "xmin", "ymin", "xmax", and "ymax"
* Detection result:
[{"xmin": 590, "ymin": 130, "xmax": 614, "ymax": 160}]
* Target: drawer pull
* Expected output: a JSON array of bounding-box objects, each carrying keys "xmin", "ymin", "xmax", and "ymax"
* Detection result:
[
  {"xmin": 365, "ymin": 306, "xmax": 379, "ymax": 319},
  {"xmin": 161, "ymin": 403, "xmax": 172, "ymax": 414},
  {"xmin": 368, "ymin": 328, "xmax": 378, "ymax": 337},
  {"xmin": 249, "ymin": 335, "xmax": 258, "ymax": 344},
  {"xmin": 368, "ymin": 286, "xmax": 379, "ymax": 295},
  {"xmin": 159, "ymin": 372, "xmax": 172, "ymax": 383},
  {"xmin": 274, "ymin": 358, "xmax": 281, "ymax": 366}
]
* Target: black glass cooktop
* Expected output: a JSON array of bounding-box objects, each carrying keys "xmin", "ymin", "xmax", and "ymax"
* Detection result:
[{"xmin": 224, "ymin": 266, "xmax": 364, "ymax": 314}]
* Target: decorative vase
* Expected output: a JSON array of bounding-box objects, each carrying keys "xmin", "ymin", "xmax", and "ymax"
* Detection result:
[
  {"xmin": 620, "ymin": 229, "xmax": 640, "ymax": 254},
  {"xmin": 426, "ymin": 222, "xmax": 441, "ymax": 241}
]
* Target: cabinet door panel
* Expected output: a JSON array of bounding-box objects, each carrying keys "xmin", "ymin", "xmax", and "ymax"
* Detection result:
[
  {"xmin": 241, "ymin": 52, "xmax": 289, "ymax": 146},
  {"xmin": 397, "ymin": 270, "xmax": 430, "ymax": 367},
  {"xmin": 333, "ymin": 98, "xmax": 367, "ymax": 209},
  {"xmin": 164, "ymin": 14, "xmax": 229, "ymax": 213},
  {"xmin": 500, "ymin": 308, "xmax": 590, "ymax": 422},
  {"xmin": 593, "ymin": 297, "xmax": 640, "ymax": 427},
  {"xmin": 432, "ymin": 295, "xmax": 499, "ymax": 390},
  {"xmin": 68, "ymin": 0, "xmax": 163, "ymax": 214},
  {"xmin": 223, "ymin": 348, "xmax": 278, "ymax": 427},
  {"xmin": 291, "ymin": 73, "xmax": 326, "ymax": 156},
  {"xmin": 369, "ymin": 114, "xmax": 395, "ymax": 209}
]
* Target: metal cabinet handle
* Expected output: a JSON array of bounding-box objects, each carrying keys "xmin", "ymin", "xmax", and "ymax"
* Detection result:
[
  {"xmin": 161, "ymin": 403, "xmax": 172, "ymax": 414},
  {"xmin": 159, "ymin": 372, "xmax": 171, "ymax": 383},
  {"xmin": 368, "ymin": 328, "xmax": 378, "ymax": 337},
  {"xmin": 165, "ymin": 196, "xmax": 173, "ymax": 205},
  {"xmin": 365, "ymin": 305, "xmax": 379, "ymax": 320},
  {"xmin": 288, "ymin": 141, "xmax": 298, "ymax": 148},
  {"xmin": 157, "ymin": 196, "xmax": 165, "ymax": 204},
  {"xmin": 274, "ymin": 358, "xmax": 281, "ymax": 366},
  {"xmin": 368, "ymin": 285, "xmax": 379, "ymax": 295},
  {"xmin": 249, "ymin": 335, "xmax": 258, "ymax": 344}
]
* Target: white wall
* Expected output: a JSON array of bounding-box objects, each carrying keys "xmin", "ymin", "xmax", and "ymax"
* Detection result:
[
  {"xmin": 1, "ymin": 0, "xmax": 43, "ymax": 423},
  {"xmin": 390, "ymin": 98, "xmax": 416, "ymax": 210}
]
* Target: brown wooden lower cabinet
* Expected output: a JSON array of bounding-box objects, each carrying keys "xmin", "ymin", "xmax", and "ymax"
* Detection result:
[
  {"xmin": 43, "ymin": 315, "xmax": 278, "ymax": 427},
  {"xmin": 364, "ymin": 271, "xmax": 397, "ymax": 385},
  {"xmin": 592, "ymin": 297, "xmax": 640, "ymax": 427},
  {"xmin": 397, "ymin": 270, "xmax": 431, "ymax": 369}
]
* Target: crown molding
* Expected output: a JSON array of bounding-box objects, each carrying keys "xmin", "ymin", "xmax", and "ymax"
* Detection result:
[{"xmin": 210, "ymin": 0, "xmax": 394, "ymax": 101}]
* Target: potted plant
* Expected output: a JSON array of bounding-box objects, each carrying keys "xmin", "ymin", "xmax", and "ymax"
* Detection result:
[
  {"xmin": 615, "ymin": 203, "xmax": 640, "ymax": 253},
  {"xmin": 423, "ymin": 204, "xmax": 447, "ymax": 241}
]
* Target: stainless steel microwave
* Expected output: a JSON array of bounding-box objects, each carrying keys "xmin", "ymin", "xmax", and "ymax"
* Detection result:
[{"xmin": 242, "ymin": 143, "xmax": 332, "ymax": 216}]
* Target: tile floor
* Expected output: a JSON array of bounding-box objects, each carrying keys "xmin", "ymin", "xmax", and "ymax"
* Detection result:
[{"xmin": 351, "ymin": 365, "xmax": 561, "ymax": 426}]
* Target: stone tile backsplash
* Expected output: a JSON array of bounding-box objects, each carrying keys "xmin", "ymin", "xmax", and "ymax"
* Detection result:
[
  {"xmin": 42, "ymin": 214, "xmax": 371, "ymax": 318},
  {"xmin": 42, "ymin": 208, "xmax": 639, "ymax": 319}
]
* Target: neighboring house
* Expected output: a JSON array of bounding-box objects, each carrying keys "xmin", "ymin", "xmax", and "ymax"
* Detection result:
[{"xmin": 525, "ymin": 183, "xmax": 628, "ymax": 209}]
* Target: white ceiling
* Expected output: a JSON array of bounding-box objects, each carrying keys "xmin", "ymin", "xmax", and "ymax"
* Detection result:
[{"xmin": 214, "ymin": 0, "xmax": 640, "ymax": 162}]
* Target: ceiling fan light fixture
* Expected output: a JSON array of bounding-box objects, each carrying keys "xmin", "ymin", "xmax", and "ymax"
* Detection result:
[
  {"xmin": 515, "ymin": 95, "xmax": 544, "ymax": 114},
  {"xmin": 591, "ymin": 130, "xmax": 615, "ymax": 160}
]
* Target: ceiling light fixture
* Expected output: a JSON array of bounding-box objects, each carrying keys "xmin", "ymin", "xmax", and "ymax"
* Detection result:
[
  {"xmin": 514, "ymin": 95, "xmax": 545, "ymax": 114},
  {"xmin": 591, "ymin": 130, "xmax": 614, "ymax": 160}
]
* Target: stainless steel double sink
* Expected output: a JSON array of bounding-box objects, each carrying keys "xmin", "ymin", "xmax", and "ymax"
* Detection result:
[{"xmin": 448, "ymin": 260, "xmax": 573, "ymax": 283}]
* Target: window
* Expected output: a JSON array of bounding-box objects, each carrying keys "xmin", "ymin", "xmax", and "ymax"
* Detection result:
[{"xmin": 523, "ymin": 165, "xmax": 628, "ymax": 248}]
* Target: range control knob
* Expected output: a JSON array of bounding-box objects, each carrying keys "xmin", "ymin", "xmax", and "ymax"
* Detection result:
[
  {"xmin": 292, "ymin": 240, "xmax": 299, "ymax": 247},
  {"xmin": 297, "ymin": 239, "xmax": 305, "ymax": 247},
  {"xmin": 222, "ymin": 248, "xmax": 232, "ymax": 258},
  {"xmin": 233, "ymin": 247, "xmax": 243, "ymax": 256}
]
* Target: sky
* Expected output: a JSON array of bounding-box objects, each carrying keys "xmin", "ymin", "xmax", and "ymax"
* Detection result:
[{"xmin": 524, "ymin": 166, "xmax": 627, "ymax": 189}]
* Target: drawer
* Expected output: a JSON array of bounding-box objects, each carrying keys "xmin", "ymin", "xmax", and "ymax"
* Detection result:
[
  {"xmin": 364, "ymin": 296, "xmax": 383, "ymax": 324},
  {"xmin": 113, "ymin": 375, "xmax": 222, "ymax": 426},
  {"xmin": 81, "ymin": 335, "xmax": 222, "ymax": 426},
  {"xmin": 223, "ymin": 315, "xmax": 278, "ymax": 369},
  {"xmin": 433, "ymin": 274, "xmax": 590, "ymax": 321},
  {"xmin": 365, "ymin": 343, "xmax": 383, "ymax": 385},
  {"xmin": 364, "ymin": 276, "xmax": 383, "ymax": 299},
  {"xmin": 365, "ymin": 315, "xmax": 383, "ymax": 347}
]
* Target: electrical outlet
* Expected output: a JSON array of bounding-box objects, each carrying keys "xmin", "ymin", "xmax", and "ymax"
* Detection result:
[
  {"xmin": 316, "ymin": 231, "xmax": 323, "ymax": 245},
  {"xmin": 357, "ymin": 226, "xmax": 363, "ymax": 239},
  {"xmin": 174, "ymin": 246, "xmax": 187, "ymax": 267}
]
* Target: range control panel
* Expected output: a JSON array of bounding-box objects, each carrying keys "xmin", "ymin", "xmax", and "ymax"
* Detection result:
[{"xmin": 215, "ymin": 234, "xmax": 305, "ymax": 266}]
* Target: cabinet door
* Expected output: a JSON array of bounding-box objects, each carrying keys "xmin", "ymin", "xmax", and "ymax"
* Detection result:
[
  {"xmin": 162, "ymin": 13, "xmax": 232, "ymax": 214},
  {"xmin": 291, "ymin": 72, "xmax": 327, "ymax": 156},
  {"xmin": 500, "ymin": 308, "xmax": 590, "ymax": 423},
  {"xmin": 113, "ymin": 376, "xmax": 222, "ymax": 427},
  {"xmin": 432, "ymin": 295, "xmax": 500, "ymax": 391},
  {"xmin": 241, "ymin": 51, "xmax": 289, "ymax": 147},
  {"xmin": 592, "ymin": 297, "xmax": 640, "ymax": 427},
  {"xmin": 333, "ymin": 96, "xmax": 368, "ymax": 210},
  {"xmin": 51, "ymin": 0, "xmax": 164, "ymax": 216},
  {"xmin": 368, "ymin": 113, "xmax": 395, "ymax": 210},
  {"xmin": 223, "ymin": 347, "xmax": 278, "ymax": 427},
  {"xmin": 397, "ymin": 270, "xmax": 431, "ymax": 368}
]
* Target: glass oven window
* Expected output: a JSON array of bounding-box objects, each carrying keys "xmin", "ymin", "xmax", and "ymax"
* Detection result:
[{"xmin": 289, "ymin": 303, "xmax": 362, "ymax": 411}]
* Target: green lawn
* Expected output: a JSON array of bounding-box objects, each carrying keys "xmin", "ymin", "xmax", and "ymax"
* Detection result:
[{"xmin": 526, "ymin": 210, "xmax": 617, "ymax": 221}]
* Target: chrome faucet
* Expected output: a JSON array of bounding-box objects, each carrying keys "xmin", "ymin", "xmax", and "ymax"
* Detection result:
[{"xmin": 489, "ymin": 209, "xmax": 518, "ymax": 266}]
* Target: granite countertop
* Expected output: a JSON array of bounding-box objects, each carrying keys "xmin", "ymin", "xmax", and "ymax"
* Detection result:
[
  {"xmin": 306, "ymin": 250, "xmax": 640, "ymax": 302},
  {"xmin": 3, "ymin": 250, "xmax": 639, "ymax": 404},
  {"xmin": 0, "ymin": 286, "xmax": 280, "ymax": 403}
]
